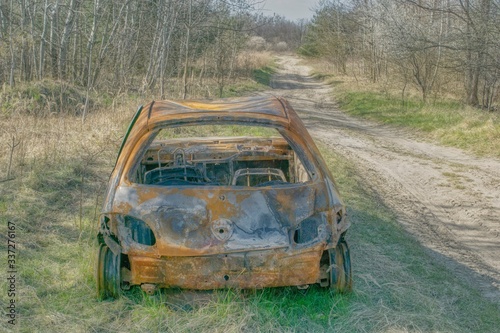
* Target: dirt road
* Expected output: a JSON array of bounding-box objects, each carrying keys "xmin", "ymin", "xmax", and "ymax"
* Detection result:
[{"xmin": 266, "ymin": 55, "xmax": 500, "ymax": 303}]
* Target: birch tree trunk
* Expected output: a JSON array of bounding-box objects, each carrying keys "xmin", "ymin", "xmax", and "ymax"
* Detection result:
[{"xmin": 59, "ymin": 0, "xmax": 81, "ymax": 79}]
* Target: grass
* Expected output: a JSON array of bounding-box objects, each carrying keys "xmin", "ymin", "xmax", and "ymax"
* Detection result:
[
  {"xmin": 1, "ymin": 101, "xmax": 500, "ymax": 332},
  {"xmin": 219, "ymin": 50, "xmax": 276, "ymax": 96},
  {"xmin": 320, "ymin": 145, "xmax": 500, "ymax": 332},
  {"xmin": 441, "ymin": 171, "xmax": 470, "ymax": 190},
  {"xmin": 253, "ymin": 65, "xmax": 278, "ymax": 87},
  {"xmin": 0, "ymin": 79, "xmax": 101, "ymax": 118},
  {"xmin": 307, "ymin": 60, "xmax": 500, "ymax": 157},
  {"xmin": 220, "ymin": 79, "xmax": 270, "ymax": 97},
  {"xmin": 1, "ymin": 55, "xmax": 499, "ymax": 331},
  {"xmin": 157, "ymin": 124, "xmax": 278, "ymax": 139}
]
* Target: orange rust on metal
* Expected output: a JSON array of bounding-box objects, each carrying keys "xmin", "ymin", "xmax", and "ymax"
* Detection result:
[
  {"xmin": 127, "ymin": 244, "xmax": 324, "ymax": 289},
  {"xmin": 97, "ymin": 95, "xmax": 349, "ymax": 294}
]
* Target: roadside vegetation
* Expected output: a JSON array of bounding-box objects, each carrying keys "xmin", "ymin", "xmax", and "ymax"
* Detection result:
[
  {"xmin": 253, "ymin": 64, "xmax": 278, "ymax": 87},
  {"xmin": 310, "ymin": 67, "xmax": 500, "ymax": 157},
  {"xmin": 1, "ymin": 1, "xmax": 302, "ymax": 109},
  {"xmin": 341, "ymin": 90, "xmax": 500, "ymax": 157},
  {"xmin": 300, "ymin": 0, "xmax": 500, "ymax": 157},
  {"xmin": 1, "ymin": 95, "xmax": 500, "ymax": 331},
  {"xmin": 301, "ymin": 1, "xmax": 499, "ymax": 111}
]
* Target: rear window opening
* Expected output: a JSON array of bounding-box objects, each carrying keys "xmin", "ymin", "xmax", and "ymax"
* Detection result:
[{"xmin": 130, "ymin": 125, "xmax": 311, "ymax": 187}]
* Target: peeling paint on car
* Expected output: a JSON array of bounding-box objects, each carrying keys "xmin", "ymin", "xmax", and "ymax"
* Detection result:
[{"xmin": 96, "ymin": 95, "xmax": 352, "ymax": 299}]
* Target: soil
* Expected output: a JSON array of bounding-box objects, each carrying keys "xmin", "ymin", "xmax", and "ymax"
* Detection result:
[{"xmin": 266, "ymin": 55, "xmax": 500, "ymax": 304}]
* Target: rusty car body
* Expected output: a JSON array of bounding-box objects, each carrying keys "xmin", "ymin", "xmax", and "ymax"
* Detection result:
[{"xmin": 96, "ymin": 95, "xmax": 352, "ymax": 298}]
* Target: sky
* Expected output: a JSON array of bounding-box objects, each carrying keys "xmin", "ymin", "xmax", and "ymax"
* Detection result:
[{"xmin": 259, "ymin": 0, "xmax": 320, "ymax": 21}]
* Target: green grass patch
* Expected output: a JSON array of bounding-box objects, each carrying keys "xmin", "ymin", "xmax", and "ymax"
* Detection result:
[
  {"xmin": 221, "ymin": 79, "xmax": 269, "ymax": 98},
  {"xmin": 0, "ymin": 79, "xmax": 92, "ymax": 116},
  {"xmin": 340, "ymin": 92, "xmax": 461, "ymax": 130},
  {"xmin": 157, "ymin": 124, "xmax": 278, "ymax": 139},
  {"xmin": 253, "ymin": 66, "xmax": 277, "ymax": 86},
  {"xmin": 337, "ymin": 91, "xmax": 500, "ymax": 157},
  {"xmin": 202, "ymin": 58, "xmax": 278, "ymax": 97}
]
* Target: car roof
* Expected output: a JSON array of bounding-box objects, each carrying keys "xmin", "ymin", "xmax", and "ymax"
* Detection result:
[{"xmin": 151, "ymin": 95, "xmax": 287, "ymax": 117}]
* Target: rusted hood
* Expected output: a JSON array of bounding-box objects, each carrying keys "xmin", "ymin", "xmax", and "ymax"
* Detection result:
[{"xmin": 112, "ymin": 182, "xmax": 328, "ymax": 256}]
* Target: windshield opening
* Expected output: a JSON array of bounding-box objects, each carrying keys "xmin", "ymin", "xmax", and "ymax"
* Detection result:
[{"xmin": 130, "ymin": 124, "xmax": 312, "ymax": 187}]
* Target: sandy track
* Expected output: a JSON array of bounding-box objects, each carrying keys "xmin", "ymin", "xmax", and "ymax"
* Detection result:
[{"xmin": 264, "ymin": 55, "xmax": 500, "ymax": 303}]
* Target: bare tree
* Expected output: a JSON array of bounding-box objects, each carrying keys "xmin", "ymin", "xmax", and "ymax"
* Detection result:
[
  {"xmin": 0, "ymin": 0, "xmax": 261, "ymax": 108},
  {"xmin": 301, "ymin": 0, "xmax": 499, "ymax": 108},
  {"xmin": 59, "ymin": 0, "xmax": 81, "ymax": 79}
]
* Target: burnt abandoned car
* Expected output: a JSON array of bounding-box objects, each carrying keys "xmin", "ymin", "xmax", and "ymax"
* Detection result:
[{"xmin": 96, "ymin": 95, "xmax": 352, "ymax": 299}]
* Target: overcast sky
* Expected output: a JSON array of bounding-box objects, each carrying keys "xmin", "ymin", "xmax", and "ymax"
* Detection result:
[{"xmin": 259, "ymin": 0, "xmax": 320, "ymax": 21}]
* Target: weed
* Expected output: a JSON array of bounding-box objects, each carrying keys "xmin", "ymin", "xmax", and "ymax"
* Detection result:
[
  {"xmin": 253, "ymin": 66, "xmax": 277, "ymax": 87},
  {"xmin": 1, "ymin": 73, "xmax": 499, "ymax": 332},
  {"xmin": 307, "ymin": 59, "xmax": 500, "ymax": 157}
]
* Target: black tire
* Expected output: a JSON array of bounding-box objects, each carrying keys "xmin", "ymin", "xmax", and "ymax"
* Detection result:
[
  {"xmin": 329, "ymin": 239, "xmax": 353, "ymax": 293},
  {"xmin": 96, "ymin": 243, "xmax": 121, "ymax": 300}
]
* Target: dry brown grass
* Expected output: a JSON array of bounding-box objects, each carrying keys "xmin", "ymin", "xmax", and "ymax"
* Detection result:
[
  {"xmin": 308, "ymin": 58, "xmax": 467, "ymax": 101},
  {"xmin": 236, "ymin": 51, "xmax": 275, "ymax": 73},
  {"xmin": 0, "ymin": 94, "xmax": 135, "ymax": 180},
  {"xmin": 1, "ymin": 62, "xmax": 500, "ymax": 331}
]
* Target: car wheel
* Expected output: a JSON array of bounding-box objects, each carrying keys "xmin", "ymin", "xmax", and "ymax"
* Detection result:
[
  {"xmin": 329, "ymin": 239, "xmax": 352, "ymax": 293},
  {"xmin": 96, "ymin": 243, "xmax": 121, "ymax": 299}
]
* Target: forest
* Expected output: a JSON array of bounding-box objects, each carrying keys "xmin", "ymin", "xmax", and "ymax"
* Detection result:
[
  {"xmin": 2, "ymin": 0, "xmax": 498, "ymax": 110},
  {"xmin": 1, "ymin": 0, "xmax": 305, "ymax": 116},
  {"xmin": 301, "ymin": 0, "xmax": 500, "ymax": 110}
]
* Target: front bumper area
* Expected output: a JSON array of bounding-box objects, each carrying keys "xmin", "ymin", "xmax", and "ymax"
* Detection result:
[{"xmin": 125, "ymin": 243, "xmax": 326, "ymax": 289}]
